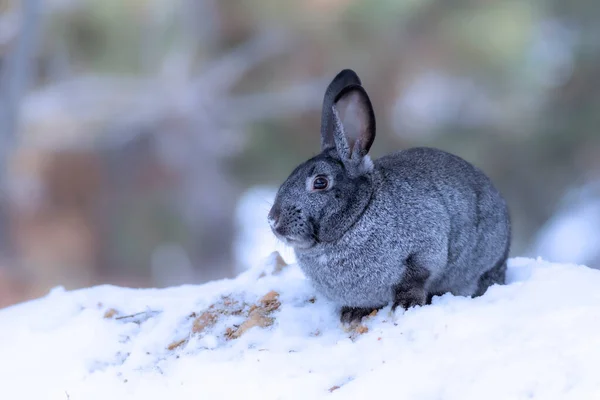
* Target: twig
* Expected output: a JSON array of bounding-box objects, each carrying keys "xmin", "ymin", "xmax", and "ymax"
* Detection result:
[{"xmin": 114, "ymin": 310, "xmax": 161, "ymax": 324}]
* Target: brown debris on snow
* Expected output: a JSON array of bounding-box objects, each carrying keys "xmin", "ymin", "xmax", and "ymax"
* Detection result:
[
  {"xmin": 269, "ymin": 252, "xmax": 289, "ymax": 275},
  {"xmin": 224, "ymin": 327, "xmax": 236, "ymax": 340},
  {"xmin": 259, "ymin": 290, "xmax": 281, "ymax": 311},
  {"xmin": 215, "ymin": 295, "xmax": 245, "ymax": 316},
  {"xmin": 259, "ymin": 251, "xmax": 289, "ymax": 279},
  {"xmin": 103, "ymin": 308, "xmax": 119, "ymax": 319},
  {"xmin": 192, "ymin": 311, "xmax": 218, "ymax": 334},
  {"xmin": 166, "ymin": 290, "xmax": 283, "ymax": 349},
  {"xmin": 226, "ymin": 291, "xmax": 281, "ymax": 340},
  {"xmin": 228, "ymin": 308, "xmax": 275, "ymax": 339},
  {"xmin": 355, "ymin": 325, "xmax": 368, "ymax": 335},
  {"xmin": 167, "ymin": 338, "xmax": 188, "ymax": 351},
  {"xmin": 339, "ymin": 308, "xmax": 377, "ymax": 338}
]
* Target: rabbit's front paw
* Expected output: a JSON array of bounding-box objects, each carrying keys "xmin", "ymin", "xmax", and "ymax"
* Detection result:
[
  {"xmin": 340, "ymin": 306, "xmax": 376, "ymax": 324},
  {"xmin": 392, "ymin": 287, "xmax": 427, "ymax": 311}
]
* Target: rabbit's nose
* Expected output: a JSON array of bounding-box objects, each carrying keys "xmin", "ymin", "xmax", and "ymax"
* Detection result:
[{"xmin": 268, "ymin": 206, "xmax": 280, "ymax": 229}]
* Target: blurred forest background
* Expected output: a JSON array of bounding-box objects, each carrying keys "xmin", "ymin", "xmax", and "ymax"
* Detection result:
[{"xmin": 0, "ymin": 0, "xmax": 599, "ymax": 308}]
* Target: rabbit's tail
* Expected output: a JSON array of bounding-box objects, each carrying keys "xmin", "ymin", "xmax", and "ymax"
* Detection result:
[{"xmin": 473, "ymin": 247, "xmax": 509, "ymax": 297}]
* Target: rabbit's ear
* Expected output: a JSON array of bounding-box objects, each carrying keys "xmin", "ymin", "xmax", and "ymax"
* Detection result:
[
  {"xmin": 321, "ymin": 69, "xmax": 362, "ymax": 151},
  {"xmin": 331, "ymin": 84, "xmax": 376, "ymax": 165}
]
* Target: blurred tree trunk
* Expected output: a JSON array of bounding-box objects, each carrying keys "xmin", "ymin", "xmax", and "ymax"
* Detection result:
[{"xmin": 0, "ymin": 0, "xmax": 41, "ymax": 262}]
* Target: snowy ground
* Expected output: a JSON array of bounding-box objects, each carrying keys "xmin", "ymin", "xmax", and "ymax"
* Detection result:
[
  {"xmin": 533, "ymin": 182, "xmax": 600, "ymax": 269},
  {"xmin": 1, "ymin": 256, "xmax": 600, "ymax": 400}
]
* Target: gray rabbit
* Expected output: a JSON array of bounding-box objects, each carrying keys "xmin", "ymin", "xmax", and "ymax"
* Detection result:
[{"xmin": 268, "ymin": 69, "xmax": 511, "ymax": 324}]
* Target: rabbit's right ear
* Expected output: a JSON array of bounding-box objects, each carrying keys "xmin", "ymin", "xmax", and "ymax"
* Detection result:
[
  {"xmin": 321, "ymin": 69, "xmax": 362, "ymax": 151},
  {"xmin": 330, "ymin": 84, "xmax": 376, "ymax": 174}
]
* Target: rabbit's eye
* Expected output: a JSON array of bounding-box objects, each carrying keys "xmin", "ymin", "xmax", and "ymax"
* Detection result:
[{"xmin": 312, "ymin": 175, "xmax": 329, "ymax": 191}]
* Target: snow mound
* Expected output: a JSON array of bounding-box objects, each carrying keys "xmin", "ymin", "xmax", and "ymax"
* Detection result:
[
  {"xmin": 1, "ymin": 257, "xmax": 600, "ymax": 400},
  {"xmin": 533, "ymin": 182, "xmax": 600, "ymax": 268}
]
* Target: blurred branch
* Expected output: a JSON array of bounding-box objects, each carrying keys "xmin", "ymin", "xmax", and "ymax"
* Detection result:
[
  {"xmin": 0, "ymin": 9, "xmax": 19, "ymax": 48},
  {"xmin": 191, "ymin": 29, "xmax": 291, "ymax": 95},
  {"xmin": 181, "ymin": 0, "xmax": 220, "ymax": 52},
  {"xmin": 224, "ymin": 79, "xmax": 329, "ymax": 123},
  {"xmin": 100, "ymin": 30, "xmax": 302, "ymax": 150}
]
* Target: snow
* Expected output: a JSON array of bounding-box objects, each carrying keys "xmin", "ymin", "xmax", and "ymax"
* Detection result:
[
  {"xmin": 1, "ymin": 257, "xmax": 600, "ymax": 400},
  {"xmin": 533, "ymin": 182, "xmax": 600, "ymax": 269},
  {"xmin": 233, "ymin": 186, "xmax": 296, "ymax": 272}
]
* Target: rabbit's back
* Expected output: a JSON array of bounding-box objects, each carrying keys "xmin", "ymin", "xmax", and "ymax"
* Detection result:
[{"xmin": 376, "ymin": 147, "xmax": 510, "ymax": 296}]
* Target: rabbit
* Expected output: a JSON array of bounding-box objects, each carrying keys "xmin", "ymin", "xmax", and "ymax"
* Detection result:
[{"xmin": 268, "ymin": 69, "xmax": 511, "ymax": 324}]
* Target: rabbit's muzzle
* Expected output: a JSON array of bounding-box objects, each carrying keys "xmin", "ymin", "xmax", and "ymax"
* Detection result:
[{"xmin": 268, "ymin": 204, "xmax": 316, "ymax": 249}]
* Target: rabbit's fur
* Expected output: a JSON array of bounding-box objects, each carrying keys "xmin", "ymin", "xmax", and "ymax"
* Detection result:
[{"xmin": 268, "ymin": 69, "xmax": 511, "ymax": 323}]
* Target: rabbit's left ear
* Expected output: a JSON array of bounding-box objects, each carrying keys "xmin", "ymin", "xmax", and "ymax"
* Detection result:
[
  {"xmin": 321, "ymin": 69, "xmax": 362, "ymax": 151},
  {"xmin": 331, "ymin": 84, "xmax": 376, "ymax": 171}
]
